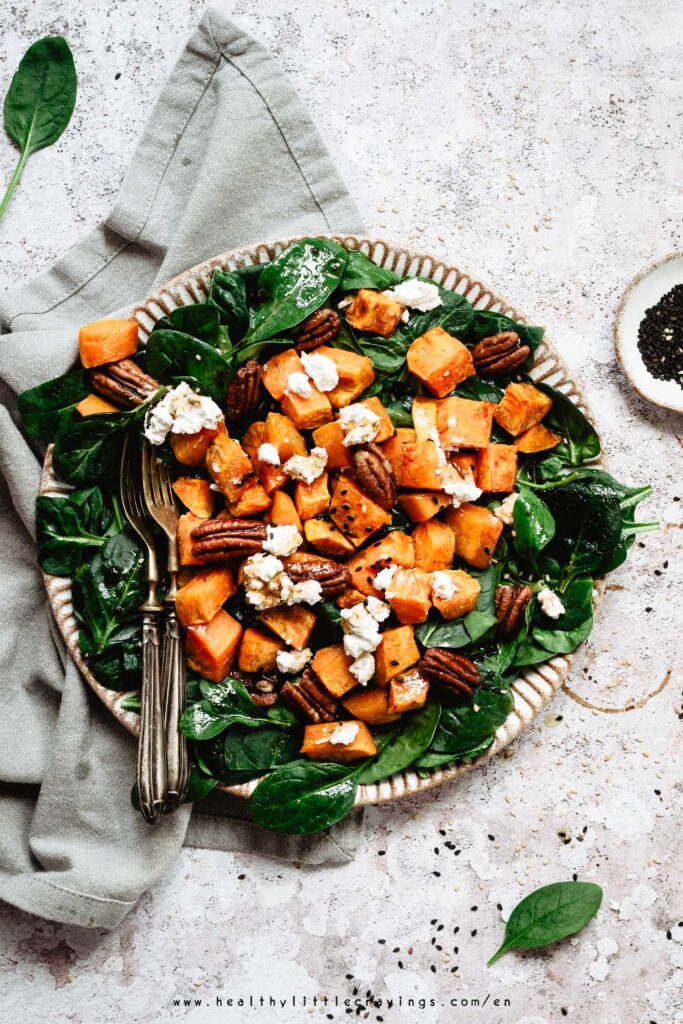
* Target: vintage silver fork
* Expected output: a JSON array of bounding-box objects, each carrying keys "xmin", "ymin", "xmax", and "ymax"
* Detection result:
[
  {"xmin": 141, "ymin": 440, "xmax": 190, "ymax": 810},
  {"xmin": 120, "ymin": 435, "xmax": 167, "ymax": 824}
]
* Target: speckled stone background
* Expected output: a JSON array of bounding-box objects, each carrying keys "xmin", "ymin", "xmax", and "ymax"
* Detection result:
[{"xmin": 0, "ymin": 1, "xmax": 681, "ymax": 1022}]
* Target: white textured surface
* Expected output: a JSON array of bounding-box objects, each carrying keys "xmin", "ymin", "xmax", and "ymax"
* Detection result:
[{"xmin": 0, "ymin": 2, "xmax": 681, "ymax": 1022}]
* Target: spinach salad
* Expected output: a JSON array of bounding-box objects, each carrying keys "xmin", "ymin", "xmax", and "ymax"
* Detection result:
[{"xmin": 20, "ymin": 238, "xmax": 656, "ymax": 834}]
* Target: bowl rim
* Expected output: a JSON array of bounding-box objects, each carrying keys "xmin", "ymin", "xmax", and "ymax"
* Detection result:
[{"xmin": 40, "ymin": 232, "xmax": 607, "ymax": 807}]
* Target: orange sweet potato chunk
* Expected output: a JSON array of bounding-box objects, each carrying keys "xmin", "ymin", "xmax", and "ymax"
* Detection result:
[
  {"xmin": 79, "ymin": 319, "xmax": 139, "ymax": 368},
  {"xmin": 475, "ymin": 444, "xmax": 518, "ymax": 493},
  {"xmin": 185, "ymin": 609, "xmax": 242, "ymax": 682},
  {"xmin": 173, "ymin": 477, "xmax": 215, "ymax": 519},
  {"xmin": 242, "ymin": 421, "xmax": 286, "ymax": 494},
  {"xmin": 178, "ymin": 512, "xmax": 210, "ymax": 566},
  {"xmin": 401, "ymin": 438, "xmax": 442, "ymax": 490},
  {"xmin": 346, "ymin": 531, "xmax": 415, "ymax": 598},
  {"xmin": 268, "ymin": 491, "xmax": 302, "ymax": 531},
  {"xmin": 444, "ymin": 503, "xmax": 503, "ymax": 569},
  {"xmin": 303, "ymin": 519, "xmax": 355, "ymax": 557},
  {"xmin": 413, "ymin": 519, "xmax": 456, "ymax": 571},
  {"xmin": 176, "ymin": 567, "xmax": 236, "ymax": 626},
  {"xmin": 398, "ymin": 491, "xmax": 450, "ymax": 522},
  {"xmin": 336, "ymin": 588, "xmax": 366, "ymax": 609},
  {"xmin": 431, "ymin": 569, "xmax": 481, "ymax": 620},
  {"xmin": 295, "ymin": 472, "xmax": 330, "ymax": 521},
  {"xmin": 237, "ymin": 627, "xmax": 283, "ymax": 673},
  {"xmin": 407, "ymin": 327, "xmax": 475, "ymax": 397},
  {"xmin": 375, "ymin": 625, "xmax": 420, "ymax": 686},
  {"xmin": 386, "ymin": 568, "xmax": 432, "ymax": 625},
  {"xmin": 452, "ymin": 451, "xmax": 478, "ymax": 476},
  {"xmin": 311, "ymin": 645, "xmax": 358, "ymax": 697},
  {"xmin": 301, "ymin": 721, "xmax": 377, "ymax": 762},
  {"xmin": 227, "ymin": 479, "xmax": 271, "ymax": 518},
  {"xmin": 329, "ymin": 475, "xmax": 391, "ymax": 547},
  {"xmin": 264, "ymin": 412, "xmax": 307, "ymax": 463},
  {"xmin": 170, "ymin": 425, "xmax": 222, "ymax": 467},
  {"xmin": 345, "ymin": 289, "xmax": 403, "ymax": 337},
  {"xmin": 412, "ymin": 395, "xmax": 439, "ymax": 442},
  {"xmin": 493, "ymin": 383, "xmax": 553, "ymax": 436},
  {"xmin": 76, "ymin": 393, "xmax": 119, "ymax": 416},
  {"xmin": 342, "ymin": 688, "xmax": 401, "ymax": 725},
  {"xmin": 314, "ymin": 346, "xmax": 375, "ymax": 408},
  {"xmin": 311, "ymin": 421, "xmax": 351, "ymax": 469},
  {"xmin": 260, "ymin": 605, "xmax": 316, "ymax": 650},
  {"xmin": 380, "ymin": 428, "xmax": 416, "ymax": 486},
  {"xmin": 437, "ymin": 396, "xmax": 494, "ymax": 449},
  {"xmin": 515, "ymin": 422, "xmax": 562, "ymax": 453},
  {"xmin": 388, "ymin": 671, "xmax": 430, "ymax": 713},
  {"xmin": 360, "ymin": 396, "xmax": 395, "ymax": 442},
  {"xmin": 262, "ymin": 349, "xmax": 304, "ymax": 401},
  {"xmin": 205, "ymin": 430, "xmax": 253, "ymax": 503},
  {"xmin": 280, "ymin": 388, "xmax": 333, "ymax": 431}
]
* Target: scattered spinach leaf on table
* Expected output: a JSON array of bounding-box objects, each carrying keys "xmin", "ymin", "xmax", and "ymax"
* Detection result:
[{"xmin": 487, "ymin": 881, "xmax": 602, "ymax": 965}]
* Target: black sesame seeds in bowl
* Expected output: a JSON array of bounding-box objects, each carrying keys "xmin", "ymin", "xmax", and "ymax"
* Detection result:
[{"xmin": 615, "ymin": 251, "xmax": 683, "ymax": 414}]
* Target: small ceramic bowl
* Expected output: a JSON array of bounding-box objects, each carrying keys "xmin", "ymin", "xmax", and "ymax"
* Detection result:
[{"xmin": 614, "ymin": 252, "xmax": 683, "ymax": 414}]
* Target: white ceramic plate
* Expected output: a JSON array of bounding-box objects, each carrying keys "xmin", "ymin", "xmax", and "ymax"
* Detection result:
[
  {"xmin": 40, "ymin": 234, "xmax": 606, "ymax": 807},
  {"xmin": 614, "ymin": 251, "xmax": 683, "ymax": 414}
]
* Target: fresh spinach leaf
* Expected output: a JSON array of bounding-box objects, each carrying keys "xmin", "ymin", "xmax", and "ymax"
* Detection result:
[
  {"xmin": 120, "ymin": 692, "xmax": 141, "ymax": 712},
  {"xmin": 531, "ymin": 578, "xmax": 593, "ymax": 655},
  {"xmin": 35, "ymin": 487, "xmax": 115, "ymax": 575},
  {"xmin": 406, "ymin": 286, "xmax": 474, "ymax": 340},
  {"xmin": 207, "ymin": 269, "xmax": 250, "ymax": 342},
  {"xmin": 1, "ymin": 36, "xmax": 77, "ymax": 220},
  {"xmin": 82, "ymin": 621, "xmax": 141, "ymax": 690},
  {"xmin": 416, "ymin": 562, "xmax": 501, "ymax": 650},
  {"xmin": 415, "ymin": 679, "xmax": 514, "ymax": 769},
  {"xmin": 512, "ymin": 487, "xmax": 555, "ymax": 566},
  {"xmin": 145, "ymin": 330, "xmax": 233, "ymax": 402},
  {"xmin": 357, "ymin": 701, "xmax": 441, "ymax": 784},
  {"xmin": 184, "ymin": 764, "xmax": 219, "ymax": 802},
  {"xmin": 384, "ymin": 394, "xmax": 414, "ymax": 427},
  {"xmin": 73, "ymin": 533, "xmax": 144, "ymax": 655},
  {"xmin": 542, "ymin": 476, "xmax": 623, "ymax": 584},
  {"xmin": 454, "ymin": 377, "xmax": 503, "ymax": 403},
  {"xmin": 153, "ymin": 303, "xmax": 228, "ymax": 351},
  {"xmin": 250, "ymin": 759, "xmax": 360, "ymax": 834},
  {"xmin": 339, "ymin": 250, "xmax": 399, "ymax": 291},
  {"xmin": 51, "ymin": 401, "xmax": 149, "ymax": 487},
  {"xmin": 18, "ymin": 368, "xmax": 88, "ymax": 442},
  {"xmin": 534, "ymin": 382, "xmax": 600, "ymax": 466},
  {"xmin": 487, "ymin": 881, "xmax": 602, "ymax": 965},
  {"xmin": 224, "ymin": 726, "xmax": 300, "ymax": 772},
  {"xmin": 469, "ymin": 310, "xmax": 544, "ymax": 358},
  {"xmin": 482, "ymin": 597, "xmax": 536, "ymax": 675},
  {"xmin": 244, "ymin": 239, "xmax": 347, "ymax": 344}
]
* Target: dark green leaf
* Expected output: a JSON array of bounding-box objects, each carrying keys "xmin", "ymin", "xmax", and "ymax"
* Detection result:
[
  {"xmin": 512, "ymin": 487, "xmax": 555, "ymax": 566},
  {"xmin": 534, "ymin": 383, "xmax": 600, "ymax": 466},
  {"xmin": 454, "ymin": 377, "xmax": 503, "ymax": 403},
  {"xmin": 487, "ymin": 881, "xmax": 602, "ymax": 965},
  {"xmin": 416, "ymin": 680, "xmax": 514, "ymax": 768},
  {"xmin": 73, "ymin": 533, "xmax": 144, "ymax": 655},
  {"xmin": 184, "ymin": 764, "xmax": 219, "ymax": 802},
  {"xmin": 153, "ymin": 303, "xmax": 227, "ymax": 351},
  {"xmin": 224, "ymin": 726, "xmax": 300, "ymax": 772},
  {"xmin": 250, "ymin": 759, "xmax": 360, "ymax": 834},
  {"xmin": 83, "ymin": 621, "xmax": 141, "ymax": 690},
  {"xmin": 207, "ymin": 269, "xmax": 250, "ymax": 342},
  {"xmin": 339, "ymin": 250, "xmax": 399, "ymax": 291},
  {"xmin": 384, "ymin": 394, "xmax": 414, "ymax": 427},
  {"xmin": 18, "ymin": 368, "xmax": 88, "ymax": 442},
  {"xmin": 542, "ymin": 477, "xmax": 623, "ymax": 584},
  {"xmin": 35, "ymin": 487, "xmax": 114, "ymax": 575},
  {"xmin": 531, "ymin": 578, "xmax": 594, "ymax": 655},
  {"xmin": 120, "ymin": 693, "xmax": 141, "ymax": 712},
  {"xmin": 145, "ymin": 330, "xmax": 233, "ymax": 402},
  {"xmin": 357, "ymin": 701, "xmax": 441, "ymax": 784}
]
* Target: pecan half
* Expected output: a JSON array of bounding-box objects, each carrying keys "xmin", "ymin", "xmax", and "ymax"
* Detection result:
[
  {"xmin": 89, "ymin": 359, "xmax": 159, "ymax": 408},
  {"xmin": 286, "ymin": 558, "xmax": 350, "ymax": 599},
  {"xmin": 472, "ymin": 332, "xmax": 530, "ymax": 375},
  {"xmin": 495, "ymin": 583, "xmax": 533, "ymax": 639},
  {"xmin": 281, "ymin": 667, "xmax": 341, "ymax": 723},
  {"xmin": 190, "ymin": 518, "xmax": 267, "ymax": 560},
  {"xmin": 418, "ymin": 649, "xmax": 482, "ymax": 699},
  {"xmin": 230, "ymin": 669, "xmax": 281, "ymax": 708},
  {"xmin": 351, "ymin": 442, "xmax": 396, "ymax": 510},
  {"xmin": 225, "ymin": 360, "xmax": 262, "ymax": 422},
  {"xmin": 291, "ymin": 308, "xmax": 341, "ymax": 351}
]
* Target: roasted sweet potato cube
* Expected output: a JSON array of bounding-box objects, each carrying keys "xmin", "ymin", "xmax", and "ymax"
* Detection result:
[
  {"xmin": 475, "ymin": 444, "xmax": 518, "ymax": 493},
  {"xmin": 311, "ymin": 645, "xmax": 359, "ymax": 697},
  {"xmin": 345, "ymin": 289, "xmax": 403, "ymax": 337},
  {"xmin": 342, "ymin": 688, "xmax": 401, "ymax": 724},
  {"xmin": 336, "ymin": 588, "xmax": 366, "ymax": 609},
  {"xmin": 301, "ymin": 720, "xmax": 377, "ymax": 762},
  {"xmin": 452, "ymin": 451, "xmax": 478, "ymax": 476},
  {"xmin": 515, "ymin": 422, "xmax": 562, "ymax": 453},
  {"xmin": 242, "ymin": 420, "xmax": 287, "ymax": 494},
  {"xmin": 444, "ymin": 503, "xmax": 503, "ymax": 569},
  {"xmin": 281, "ymin": 388, "xmax": 333, "ymax": 431},
  {"xmin": 346, "ymin": 531, "xmax": 415, "ymax": 597},
  {"xmin": 431, "ymin": 568, "xmax": 481, "ymax": 620},
  {"xmin": 375, "ymin": 625, "xmax": 420, "ymax": 686},
  {"xmin": 185, "ymin": 609, "xmax": 242, "ymax": 682},
  {"xmin": 437, "ymin": 396, "xmax": 494, "ymax": 449},
  {"xmin": 412, "ymin": 395, "xmax": 439, "ymax": 442},
  {"xmin": 314, "ymin": 346, "xmax": 375, "ymax": 408},
  {"xmin": 329, "ymin": 475, "xmax": 391, "ymax": 547},
  {"xmin": 295, "ymin": 472, "xmax": 330, "ymax": 521},
  {"xmin": 268, "ymin": 490, "xmax": 302, "ymax": 531},
  {"xmin": 493, "ymin": 382, "xmax": 553, "ymax": 436},
  {"xmin": 407, "ymin": 327, "xmax": 475, "ymax": 397},
  {"xmin": 360, "ymin": 396, "xmax": 395, "ymax": 442},
  {"xmin": 413, "ymin": 519, "xmax": 456, "ymax": 571},
  {"xmin": 262, "ymin": 349, "xmax": 304, "ymax": 401},
  {"xmin": 380, "ymin": 428, "xmax": 416, "ymax": 486},
  {"xmin": 401, "ymin": 438, "xmax": 442, "ymax": 490},
  {"xmin": 386, "ymin": 568, "xmax": 432, "ymax": 625},
  {"xmin": 79, "ymin": 319, "xmax": 139, "ymax": 368},
  {"xmin": 304, "ymin": 519, "xmax": 356, "ymax": 557},
  {"xmin": 312, "ymin": 421, "xmax": 351, "ymax": 469},
  {"xmin": 176, "ymin": 567, "xmax": 236, "ymax": 626},
  {"xmin": 206, "ymin": 430, "xmax": 254, "ymax": 503},
  {"xmin": 264, "ymin": 412, "xmax": 307, "ymax": 463},
  {"xmin": 227, "ymin": 479, "xmax": 271, "ymax": 518},
  {"xmin": 170, "ymin": 424, "xmax": 222, "ymax": 467},
  {"xmin": 237, "ymin": 627, "xmax": 283, "ymax": 673},
  {"xmin": 398, "ymin": 491, "xmax": 451, "ymax": 522},
  {"xmin": 173, "ymin": 477, "xmax": 215, "ymax": 519},
  {"xmin": 76, "ymin": 393, "xmax": 119, "ymax": 416},
  {"xmin": 388, "ymin": 671, "xmax": 430, "ymax": 713},
  {"xmin": 260, "ymin": 605, "xmax": 316, "ymax": 650},
  {"xmin": 178, "ymin": 512, "xmax": 209, "ymax": 566}
]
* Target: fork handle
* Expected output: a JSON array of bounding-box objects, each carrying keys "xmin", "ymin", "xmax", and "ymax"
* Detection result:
[
  {"xmin": 137, "ymin": 611, "xmax": 167, "ymax": 824},
  {"xmin": 161, "ymin": 607, "xmax": 189, "ymax": 810}
]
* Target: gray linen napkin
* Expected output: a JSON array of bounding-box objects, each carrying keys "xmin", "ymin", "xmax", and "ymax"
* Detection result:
[{"xmin": 0, "ymin": 8, "xmax": 366, "ymax": 930}]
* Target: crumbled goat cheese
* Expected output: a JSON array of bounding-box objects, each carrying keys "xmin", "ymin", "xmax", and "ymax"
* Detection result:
[
  {"xmin": 427, "ymin": 426, "xmax": 482, "ymax": 506},
  {"xmin": 340, "ymin": 600, "xmax": 384, "ymax": 684},
  {"xmin": 493, "ymin": 492, "xmax": 518, "ymax": 525},
  {"xmin": 300, "ymin": 351, "xmax": 339, "ymax": 392},
  {"xmin": 366, "ymin": 596, "xmax": 390, "ymax": 622},
  {"xmin": 242, "ymin": 554, "xmax": 294, "ymax": 609},
  {"xmin": 262, "ymin": 524, "xmax": 302, "ymax": 557},
  {"xmin": 383, "ymin": 278, "xmax": 442, "ymax": 312},
  {"xmin": 144, "ymin": 381, "xmax": 222, "ymax": 446},
  {"xmin": 349, "ymin": 653, "xmax": 375, "ymax": 685},
  {"xmin": 339, "ymin": 403, "xmax": 381, "ymax": 446},
  {"xmin": 258, "ymin": 442, "xmax": 280, "ymax": 466},
  {"xmin": 400, "ymin": 309, "xmax": 410, "ymax": 323},
  {"xmin": 276, "ymin": 647, "xmax": 313, "ymax": 674},
  {"xmin": 283, "ymin": 447, "xmax": 328, "ymax": 483},
  {"xmin": 374, "ymin": 565, "xmax": 397, "ymax": 591},
  {"xmin": 291, "ymin": 580, "xmax": 323, "ymax": 606},
  {"xmin": 285, "ymin": 371, "xmax": 312, "ymax": 398},
  {"xmin": 432, "ymin": 571, "xmax": 458, "ymax": 601},
  {"xmin": 337, "ymin": 296, "xmax": 353, "ymax": 310},
  {"xmin": 319, "ymin": 721, "xmax": 360, "ymax": 746},
  {"xmin": 538, "ymin": 588, "xmax": 565, "ymax": 619}
]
